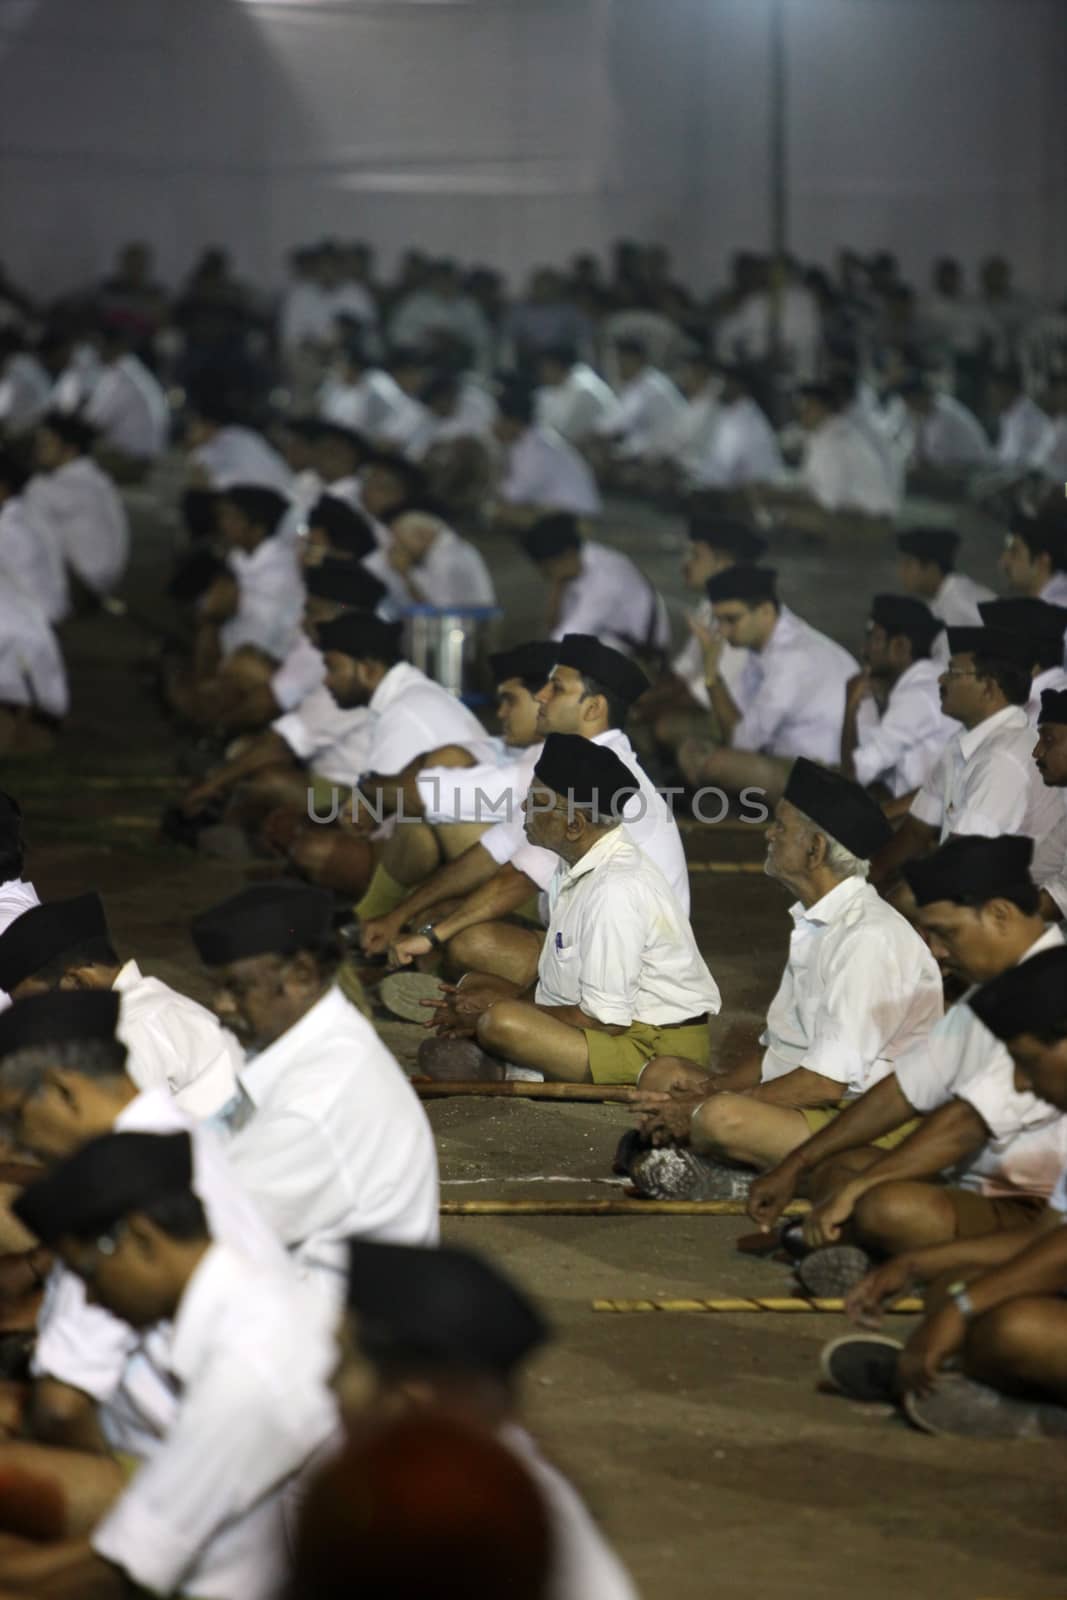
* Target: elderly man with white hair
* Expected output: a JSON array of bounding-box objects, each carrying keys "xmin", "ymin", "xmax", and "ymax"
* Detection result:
[
  {"xmin": 381, "ymin": 500, "xmax": 496, "ymax": 609},
  {"xmin": 627, "ymin": 760, "xmax": 943, "ymax": 1198}
]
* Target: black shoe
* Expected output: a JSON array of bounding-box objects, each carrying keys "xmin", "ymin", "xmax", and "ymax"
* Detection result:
[{"xmin": 819, "ymin": 1334, "xmax": 902, "ymax": 1402}]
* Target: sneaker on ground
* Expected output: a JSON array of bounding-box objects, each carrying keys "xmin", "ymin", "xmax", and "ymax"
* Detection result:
[
  {"xmin": 796, "ymin": 1244, "xmax": 872, "ymax": 1299},
  {"xmin": 903, "ymin": 1374, "xmax": 1067, "ymax": 1440},
  {"xmin": 629, "ymin": 1146, "xmax": 752, "ymax": 1201},
  {"xmin": 819, "ymin": 1333, "xmax": 902, "ymax": 1403}
]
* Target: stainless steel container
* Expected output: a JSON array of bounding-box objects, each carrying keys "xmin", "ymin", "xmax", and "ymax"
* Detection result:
[{"xmin": 403, "ymin": 605, "xmax": 502, "ymax": 703}]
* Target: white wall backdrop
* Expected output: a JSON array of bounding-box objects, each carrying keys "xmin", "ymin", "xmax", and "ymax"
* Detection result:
[{"xmin": 0, "ymin": 0, "xmax": 1063, "ymax": 297}]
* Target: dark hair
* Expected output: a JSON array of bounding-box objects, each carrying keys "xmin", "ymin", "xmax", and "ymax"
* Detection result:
[
  {"xmin": 29, "ymin": 937, "xmax": 121, "ymax": 987},
  {"xmin": 1024, "ymin": 1014, "xmax": 1067, "ymax": 1046},
  {"xmin": 972, "ymin": 654, "xmax": 1031, "ymax": 707},
  {"xmin": 576, "ymin": 673, "xmax": 628, "ymax": 732},
  {"xmin": 0, "ymin": 801, "xmax": 25, "ymax": 885},
  {"xmin": 0, "ymin": 449, "xmax": 27, "ymax": 496},
  {"xmin": 952, "ymin": 881, "xmax": 1040, "ymax": 916},
  {"xmin": 138, "ymin": 1189, "xmax": 209, "ymax": 1242},
  {"xmin": 2, "ymin": 1036, "xmax": 129, "ymax": 1093}
]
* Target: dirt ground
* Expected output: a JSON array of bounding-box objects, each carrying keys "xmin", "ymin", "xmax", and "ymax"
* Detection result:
[{"xmin": 13, "ymin": 484, "xmax": 1065, "ymax": 1599}]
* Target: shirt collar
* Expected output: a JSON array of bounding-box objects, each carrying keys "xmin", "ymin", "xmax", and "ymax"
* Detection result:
[
  {"xmin": 789, "ymin": 875, "xmax": 867, "ymax": 930},
  {"xmin": 957, "ymin": 702, "xmax": 1025, "ymax": 760},
  {"xmin": 239, "ymin": 985, "xmax": 345, "ymax": 1106},
  {"xmin": 111, "ymin": 958, "xmax": 143, "ymax": 993},
  {"xmin": 558, "ymin": 824, "xmax": 629, "ymax": 888}
]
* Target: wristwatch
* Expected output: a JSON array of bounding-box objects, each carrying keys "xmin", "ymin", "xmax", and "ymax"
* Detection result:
[
  {"xmin": 416, "ymin": 923, "xmax": 442, "ymax": 948},
  {"xmin": 945, "ymin": 1279, "xmax": 976, "ymax": 1320}
]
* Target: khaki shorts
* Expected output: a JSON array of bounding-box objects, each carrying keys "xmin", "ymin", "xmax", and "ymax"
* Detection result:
[
  {"xmin": 800, "ymin": 1105, "xmax": 921, "ymax": 1149},
  {"xmin": 585, "ymin": 1018, "xmax": 710, "ymax": 1086},
  {"xmin": 308, "ymin": 773, "xmax": 353, "ymax": 817},
  {"xmin": 946, "ymin": 1187, "xmax": 1046, "ymax": 1239}
]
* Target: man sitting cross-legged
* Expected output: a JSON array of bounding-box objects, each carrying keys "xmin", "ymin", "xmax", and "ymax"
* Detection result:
[
  {"xmin": 750, "ymin": 835, "xmax": 1067, "ymax": 1297},
  {"xmin": 416, "ymin": 733, "xmax": 719, "ymax": 1085},
  {"xmin": 372, "ymin": 636, "xmax": 686, "ymax": 990},
  {"xmin": 823, "ymin": 945, "xmax": 1067, "ymax": 1440},
  {"xmin": 627, "ymin": 760, "xmax": 943, "ymax": 1199}
]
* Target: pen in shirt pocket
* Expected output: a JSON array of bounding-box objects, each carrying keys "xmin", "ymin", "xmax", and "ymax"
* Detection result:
[{"xmin": 555, "ymin": 932, "xmax": 564, "ymax": 951}]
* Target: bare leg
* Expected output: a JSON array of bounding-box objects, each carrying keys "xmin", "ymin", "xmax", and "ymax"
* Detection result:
[
  {"xmin": 445, "ymin": 923, "xmax": 545, "ymax": 986},
  {"xmin": 962, "ymin": 1298, "xmax": 1067, "ymax": 1404},
  {"xmin": 636, "ymin": 1056, "xmax": 715, "ymax": 1094},
  {"xmin": 476, "ymin": 1000, "xmax": 591, "ymax": 1084},
  {"xmin": 379, "ymin": 820, "xmax": 442, "ymax": 888},
  {"xmin": 0, "ymin": 1440, "xmax": 123, "ymax": 1539},
  {"xmin": 692, "ymin": 1092, "xmax": 811, "ymax": 1169},
  {"xmin": 801, "ymin": 1147, "xmax": 885, "ymax": 1206}
]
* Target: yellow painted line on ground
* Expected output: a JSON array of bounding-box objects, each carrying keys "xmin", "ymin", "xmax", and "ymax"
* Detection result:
[
  {"xmin": 442, "ymin": 1199, "xmax": 809, "ymax": 1216},
  {"xmin": 592, "ymin": 1297, "xmax": 924, "ymax": 1314},
  {"xmin": 687, "ymin": 861, "xmax": 766, "ymax": 874}
]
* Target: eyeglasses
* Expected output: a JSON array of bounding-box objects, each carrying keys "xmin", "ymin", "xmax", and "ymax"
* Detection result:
[{"xmin": 71, "ymin": 1220, "xmax": 127, "ymax": 1287}]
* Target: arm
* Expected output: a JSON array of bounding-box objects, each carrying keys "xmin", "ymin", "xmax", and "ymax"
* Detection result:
[
  {"xmin": 428, "ymin": 864, "xmax": 539, "ymax": 945},
  {"xmin": 687, "ymin": 617, "xmax": 742, "ymax": 741},
  {"xmin": 533, "ymin": 1001, "xmax": 627, "ymax": 1036},
  {"xmin": 839, "ymin": 673, "xmax": 873, "ymax": 780},
  {"xmin": 185, "ymin": 729, "xmax": 293, "ymax": 810},
  {"xmin": 362, "ymin": 843, "xmax": 499, "ymax": 955},
  {"xmin": 747, "ymin": 1066, "xmax": 846, "ymax": 1109},
  {"xmin": 0, "ymin": 1541, "xmax": 121, "ymax": 1600}
]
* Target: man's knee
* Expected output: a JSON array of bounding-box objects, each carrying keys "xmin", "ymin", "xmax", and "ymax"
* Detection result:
[
  {"xmin": 447, "ymin": 923, "xmax": 497, "ymax": 975},
  {"xmin": 964, "ymin": 1297, "xmax": 1050, "ymax": 1382},
  {"xmin": 693, "ymin": 1091, "xmax": 750, "ymax": 1154},
  {"xmin": 638, "ymin": 1055, "xmax": 712, "ymax": 1094},
  {"xmin": 476, "ymin": 999, "xmax": 527, "ymax": 1054},
  {"xmin": 851, "ymin": 1181, "xmax": 951, "ymax": 1252}
]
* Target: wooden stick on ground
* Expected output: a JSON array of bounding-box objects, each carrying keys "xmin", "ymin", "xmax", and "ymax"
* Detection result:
[
  {"xmin": 593, "ymin": 1296, "xmax": 924, "ymax": 1314},
  {"xmin": 415, "ymin": 1081, "xmax": 641, "ymax": 1102},
  {"xmin": 441, "ymin": 1198, "xmax": 810, "ymax": 1217}
]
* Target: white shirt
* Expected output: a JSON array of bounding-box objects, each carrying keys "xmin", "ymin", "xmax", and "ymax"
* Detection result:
[
  {"xmin": 389, "ymin": 291, "xmax": 492, "ymax": 371},
  {"xmin": 481, "ymin": 727, "xmax": 691, "ymax": 913},
  {"xmin": 362, "ymin": 659, "xmax": 490, "ymax": 777},
  {"xmin": 715, "ymin": 284, "xmax": 821, "ymax": 380},
  {"xmin": 114, "ymin": 959, "xmax": 241, "ymax": 1119},
  {"xmin": 416, "ymin": 741, "xmax": 540, "ymax": 827},
  {"xmin": 537, "ymin": 829, "xmax": 719, "ymax": 1027},
  {"xmin": 189, "ymin": 426, "xmax": 292, "ymax": 494},
  {"xmin": 0, "ymin": 582, "xmax": 68, "ymax": 718},
  {"xmin": 661, "ymin": 385, "xmax": 722, "ymax": 475},
  {"xmin": 894, "ymin": 927, "xmax": 1067, "ymax": 1196},
  {"xmin": 0, "ymin": 495, "xmax": 69, "ymax": 622},
  {"xmin": 1036, "ymin": 414, "xmax": 1067, "ymax": 483},
  {"xmin": 672, "ymin": 597, "xmax": 752, "ymax": 712},
  {"xmin": 911, "ymin": 703, "xmax": 1063, "ymax": 843},
  {"xmin": 852, "ymin": 660, "xmax": 958, "ymax": 797},
  {"xmin": 405, "ymin": 382, "xmax": 497, "ymax": 459},
  {"xmin": 92, "ymin": 1243, "xmax": 339, "ymax": 1600},
  {"xmin": 599, "ymin": 367, "xmax": 687, "ymax": 459},
  {"xmin": 687, "ymin": 396, "xmax": 783, "ymax": 489},
  {"xmin": 280, "ymin": 279, "xmax": 334, "ymax": 352},
  {"xmin": 399, "ymin": 524, "xmax": 496, "ymax": 609},
  {"xmin": 551, "ymin": 538, "xmax": 668, "ymax": 657},
  {"xmin": 274, "ymin": 689, "xmax": 374, "ymax": 788},
  {"xmin": 914, "ymin": 394, "xmax": 990, "ymax": 469},
  {"xmin": 760, "ymin": 877, "xmax": 943, "ymax": 1096},
  {"xmin": 270, "ymin": 634, "xmax": 326, "ymax": 713},
  {"xmin": 0, "ymin": 353, "xmax": 51, "ymax": 433},
  {"xmin": 1031, "ymin": 790, "xmax": 1067, "ymax": 919},
  {"xmin": 1040, "ymin": 572, "xmax": 1067, "ymax": 610},
  {"xmin": 995, "ymin": 394, "xmax": 1057, "ymax": 469},
  {"xmin": 536, "ymin": 365, "xmax": 620, "ymax": 444},
  {"xmin": 24, "ymin": 455, "xmax": 129, "ymax": 596},
  {"xmin": 730, "ymin": 605, "xmax": 858, "ymax": 764},
  {"xmin": 802, "ymin": 414, "xmax": 899, "ymax": 516},
  {"xmin": 227, "ymin": 985, "xmax": 439, "ymax": 1305},
  {"xmin": 500, "ymin": 426, "xmax": 602, "ymax": 516},
  {"xmin": 33, "ymin": 1089, "xmax": 292, "ymax": 1442},
  {"xmin": 502, "ymin": 1425, "xmax": 638, "ymax": 1600},
  {"xmin": 219, "ymin": 534, "xmax": 304, "ymax": 661},
  {"xmin": 928, "ymin": 571, "xmax": 996, "ymax": 629},
  {"xmin": 84, "ymin": 354, "xmax": 168, "ymax": 459},
  {"xmin": 0, "ymin": 877, "xmax": 39, "ymax": 1013},
  {"xmin": 319, "ymin": 368, "xmax": 411, "ymax": 440}
]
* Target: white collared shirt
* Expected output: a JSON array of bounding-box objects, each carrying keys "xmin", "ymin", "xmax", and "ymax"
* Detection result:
[
  {"xmin": 802, "ymin": 414, "xmax": 899, "ymax": 516},
  {"xmin": 406, "ymin": 382, "xmax": 496, "ymax": 458},
  {"xmin": 687, "ymin": 396, "xmax": 783, "ymax": 489},
  {"xmin": 219, "ymin": 533, "xmax": 304, "ymax": 661},
  {"xmin": 1040, "ymin": 573, "xmax": 1067, "ymax": 610},
  {"xmin": 270, "ymin": 634, "xmax": 326, "ymax": 713},
  {"xmin": 0, "ymin": 582, "xmax": 68, "ymax": 718},
  {"xmin": 894, "ymin": 927, "xmax": 1067, "ymax": 1196},
  {"xmin": 0, "ymin": 496, "xmax": 69, "ymax": 622},
  {"xmin": 274, "ymin": 689, "xmax": 374, "ymax": 787},
  {"xmin": 361, "ymin": 659, "xmax": 490, "ymax": 777},
  {"xmin": 1031, "ymin": 790, "xmax": 1067, "ymax": 918},
  {"xmin": 995, "ymin": 394, "xmax": 1057, "ymax": 468},
  {"xmin": 500, "ymin": 426, "xmax": 602, "ymax": 516},
  {"xmin": 24, "ymin": 455, "xmax": 129, "ymax": 597},
  {"xmin": 1036, "ymin": 414, "xmax": 1067, "ymax": 483},
  {"xmin": 535, "ymin": 365, "xmax": 620, "ymax": 444},
  {"xmin": 0, "ymin": 877, "xmax": 39, "ymax": 1013},
  {"xmin": 84, "ymin": 354, "xmax": 169, "ymax": 459},
  {"xmin": 226, "ymin": 985, "xmax": 439, "ymax": 1305},
  {"xmin": 852, "ymin": 660, "xmax": 958, "ymax": 797},
  {"xmin": 671, "ymin": 597, "xmax": 752, "ymax": 713},
  {"xmin": 0, "ymin": 353, "xmax": 51, "ymax": 434},
  {"xmin": 189, "ymin": 426, "xmax": 292, "ymax": 493},
  {"xmin": 761, "ymin": 877, "xmax": 943, "ymax": 1096},
  {"xmin": 92, "ymin": 1244, "xmax": 339, "ymax": 1600},
  {"xmin": 319, "ymin": 368, "xmax": 412, "ymax": 439},
  {"xmin": 600, "ymin": 368, "xmax": 687, "ymax": 459},
  {"xmin": 400, "ymin": 524, "xmax": 496, "ymax": 608},
  {"xmin": 33, "ymin": 1088, "xmax": 295, "ymax": 1457},
  {"xmin": 928, "ymin": 571, "xmax": 996, "ymax": 630},
  {"xmin": 910, "ymin": 703, "xmax": 1063, "ymax": 842},
  {"xmin": 730, "ymin": 605, "xmax": 858, "ymax": 764},
  {"xmin": 280, "ymin": 279, "xmax": 334, "ymax": 351},
  {"xmin": 915, "ymin": 394, "xmax": 991, "ymax": 469},
  {"xmin": 114, "ymin": 959, "xmax": 242, "ymax": 1118},
  {"xmin": 417, "ymin": 741, "xmax": 540, "ymax": 827},
  {"xmin": 550, "ymin": 538, "xmax": 669, "ymax": 656},
  {"xmin": 481, "ymin": 727, "xmax": 690, "ymax": 912},
  {"xmin": 536, "ymin": 829, "xmax": 719, "ymax": 1027}
]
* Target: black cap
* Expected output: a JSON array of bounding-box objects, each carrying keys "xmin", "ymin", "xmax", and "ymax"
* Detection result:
[
  {"xmin": 869, "ymin": 594, "xmax": 941, "ymax": 653},
  {"xmin": 317, "ymin": 611, "xmax": 405, "ymax": 664},
  {"xmin": 969, "ymin": 947, "xmax": 1067, "ymax": 1043},
  {"xmin": 0, "ymin": 989, "xmax": 120, "ymax": 1061},
  {"xmin": 1039, "ymin": 689, "xmax": 1067, "ymax": 727},
  {"xmin": 0, "ymin": 790, "xmax": 23, "ymax": 856},
  {"xmin": 307, "ymin": 496, "xmax": 377, "ymax": 559},
  {"xmin": 217, "ymin": 485, "xmax": 290, "ymax": 533},
  {"xmin": 13, "ymin": 1131, "xmax": 194, "ymax": 1246},
  {"xmin": 902, "ymin": 835, "xmax": 1034, "ymax": 907},
  {"xmin": 488, "ymin": 642, "xmax": 556, "ymax": 690},
  {"xmin": 346, "ymin": 1240, "xmax": 549, "ymax": 1377},
  {"xmin": 945, "ymin": 626, "xmax": 1039, "ymax": 671},
  {"xmin": 1011, "ymin": 508, "xmax": 1067, "ymax": 570},
  {"xmin": 977, "ymin": 598, "xmax": 1067, "ymax": 669},
  {"xmin": 687, "ymin": 518, "xmax": 767, "ymax": 561},
  {"xmin": 532, "ymin": 732, "xmax": 636, "ymax": 815},
  {"xmin": 304, "ymin": 559, "xmax": 387, "ymax": 613},
  {"xmin": 496, "ymin": 381, "xmax": 536, "ymax": 425},
  {"xmin": 191, "ymin": 882, "xmax": 334, "ymax": 966},
  {"xmin": 706, "ymin": 565, "xmax": 778, "ymax": 605},
  {"xmin": 0, "ymin": 893, "xmax": 110, "ymax": 993},
  {"xmin": 783, "ymin": 759, "xmax": 892, "ymax": 859},
  {"xmin": 519, "ymin": 514, "xmax": 581, "ymax": 563},
  {"xmin": 897, "ymin": 527, "xmax": 960, "ymax": 571},
  {"xmin": 553, "ymin": 634, "xmax": 649, "ymax": 709}
]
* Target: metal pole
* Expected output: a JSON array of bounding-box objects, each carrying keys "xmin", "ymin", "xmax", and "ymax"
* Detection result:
[{"xmin": 768, "ymin": 0, "xmax": 788, "ymax": 372}]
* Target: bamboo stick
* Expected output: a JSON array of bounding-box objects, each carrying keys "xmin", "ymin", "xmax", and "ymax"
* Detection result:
[
  {"xmin": 686, "ymin": 862, "xmax": 766, "ymax": 874},
  {"xmin": 416, "ymin": 1081, "xmax": 641, "ymax": 1102},
  {"xmin": 592, "ymin": 1296, "xmax": 923, "ymax": 1314},
  {"xmin": 440, "ymin": 1198, "xmax": 809, "ymax": 1216}
]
